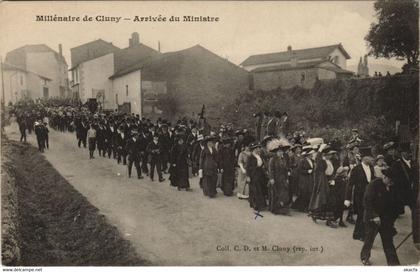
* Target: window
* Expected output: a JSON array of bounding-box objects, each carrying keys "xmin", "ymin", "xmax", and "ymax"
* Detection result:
[
  {"xmin": 126, "ymin": 85, "xmax": 129, "ymax": 96},
  {"xmin": 43, "ymin": 87, "xmax": 49, "ymax": 98}
]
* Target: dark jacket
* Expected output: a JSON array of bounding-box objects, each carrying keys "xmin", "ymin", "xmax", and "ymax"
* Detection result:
[
  {"xmin": 199, "ymin": 146, "xmax": 219, "ymax": 176},
  {"xmin": 346, "ymin": 163, "xmax": 375, "ymax": 213},
  {"xmin": 126, "ymin": 137, "xmax": 141, "ymax": 159},
  {"xmin": 363, "ymin": 178, "xmax": 398, "ymax": 224},
  {"xmin": 391, "ymin": 158, "xmax": 416, "ymax": 208}
]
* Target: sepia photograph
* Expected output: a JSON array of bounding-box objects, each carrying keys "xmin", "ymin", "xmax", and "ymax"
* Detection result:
[{"xmin": 0, "ymin": 0, "xmax": 419, "ymax": 270}]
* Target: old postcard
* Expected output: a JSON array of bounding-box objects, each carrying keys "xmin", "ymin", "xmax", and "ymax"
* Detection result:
[{"xmin": 0, "ymin": 0, "xmax": 419, "ymax": 270}]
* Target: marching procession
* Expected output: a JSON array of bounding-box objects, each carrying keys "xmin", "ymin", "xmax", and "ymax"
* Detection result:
[{"xmin": 8, "ymin": 97, "xmax": 420, "ymax": 266}]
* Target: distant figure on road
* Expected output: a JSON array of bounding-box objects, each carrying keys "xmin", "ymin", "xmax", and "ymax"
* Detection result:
[
  {"xmin": 18, "ymin": 118, "xmax": 27, "ymax": 142},
  {"xmin": 87, "ymin": 124, "xmax": 97, "ymax": 159},
  {"xmin": 34, "ymin": 121, "xmax": 46, "ymax": 153}
]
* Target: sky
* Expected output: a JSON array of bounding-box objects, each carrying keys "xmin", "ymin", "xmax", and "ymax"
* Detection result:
[{"xmin": 0, "ymin": 1, "xmax": 406, "ymax": 72}]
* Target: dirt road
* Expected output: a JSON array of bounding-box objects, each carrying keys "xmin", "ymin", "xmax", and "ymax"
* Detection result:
[{"xmin": 5, "ymin": 123, "xmax": 418, "ymax": 265}]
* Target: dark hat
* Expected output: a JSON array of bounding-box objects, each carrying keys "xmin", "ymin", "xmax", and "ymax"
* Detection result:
[
  {"xmin": 383, "ymin": 141, "xmax": 396, "ymax": 151},
  {"xmin": 382, "ymin": 168, "xmax": 392, "ymax": 178},
  {"xmin": 249, "ymin": 142, "xmax": 262, "ymax": 150},
  {"xmin": 243, "ymin": 135, "xmax": 256, "ymax": 147},
  {"xmin": 203, "ymin": 135, "xmax": 218, "ymax": 143},
  {"xmin": 359, "ymin": 146, "xmax": 373, "ymax": 158}
]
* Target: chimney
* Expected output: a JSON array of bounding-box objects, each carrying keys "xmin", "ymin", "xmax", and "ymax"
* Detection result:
[
  {"xmin": 158, "ymin": 41, "xmax": 161, "ymax": 52},
  {"xmin": 129, "ymin": 32, "xmax": 140, "ymax": 47},
  {"xmin": 58, "ymin": 44, "xmax": 63, "ymax": 56},
  {"xmin": 287, "ymin": 45, "xmax": 292, "ymax": 54}
]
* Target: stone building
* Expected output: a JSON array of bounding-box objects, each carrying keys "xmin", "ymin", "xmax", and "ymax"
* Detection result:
[
  {"xmin": 109, "ymin": 45, "xmax": 250, "ymax": 121},
  {"xmin": 241, "ymin": 44, "xmax": 354, "ymax": 90},
  {"xmin": 4, "ymin": 44, "xmax": 69, "ymax": 101},
  {"xmin": 69, "ymin": 33, "xmax": 160, "ymax": 109}
]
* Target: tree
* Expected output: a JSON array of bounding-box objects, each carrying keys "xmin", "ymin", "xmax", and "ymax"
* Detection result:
[{"xmin": 365, "ymin": 0, "xmax": 419, "ymax": 69}]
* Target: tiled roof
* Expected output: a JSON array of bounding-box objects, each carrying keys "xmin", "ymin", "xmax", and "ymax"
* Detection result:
[
  {"xmin": 251, "ymin": 60, "xmax": 354, "ymax": 75},
  {"xmin": 109, "ymin": 44, "xmax": 246, "ymax": 80},
  {"xmin": 241, "ymin": 44, "xmax": 351, "ymax": 67}
]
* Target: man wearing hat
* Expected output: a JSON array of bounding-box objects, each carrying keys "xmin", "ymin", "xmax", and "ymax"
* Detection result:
[
  {"xmin": 360, "ymin": 168, "xmax": 400, "ymax": 265},
  {"xmin": 116, "ymin": 125, "xmax": 127, "ymax": 165},
  {"xmin": 383, "ymin": 141, "xmax": 397, "ymax": 167},
  {"xmin": 126, "ymin": 129, "xmax": 143, "ymax": 179},
  {"xmin": 146, "ymin": 134, "xmax": 164, "ymax": 182},
  {"xmin": 159, "ymin": 123, "xmax": 172, "ymax": 174},
  {"xmin": 345, "ymin": 146, "xmax": 375, "ymax": 241},
  {"xmin": 199, "ymin": 135, "xmax": 220, "ymax": 198}
]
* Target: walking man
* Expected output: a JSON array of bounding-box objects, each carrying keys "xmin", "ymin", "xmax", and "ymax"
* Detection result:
[{"xmin": 360, "ymin": 169, "xmax": 400, "ymax": 265}]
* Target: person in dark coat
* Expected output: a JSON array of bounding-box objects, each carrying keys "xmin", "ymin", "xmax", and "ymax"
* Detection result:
[
  {"xmin": 103, "ymin": 122, "xmax": 113, "ymax": 159},
  {"xmin": 116, "ymin": 126, "xmax": 127, "ymax": 165},
  {"xmin": 345, "ymin": 147, "xmax": 375, "ymax": 241},
  {"xmin": 18, "ymin": 117, "xmax": 27, "ymax": 142},
  {"xmin": 34, "ymin": 121, "xmax": 46, "ymax": 152},
  {"xmin": 308, "ymin": 147, "xmax": 338, "ymax": 228},
  {"xmin": 218, "ymin": 137, "xmax": 236, "ymax": 196},
  {"xmin": 96, "ymin": 123, "xmax": 106, "ymax": 157},
  {"xmin": 191, "ymin": 134, "xmax": 204, "ymax": 177},
  {"xmin": 126, "ymin": 130, "xmax": 143, "ymax": 179},
  {"xmin": 246, "ymin": 143, "xmax": 267, "ymax": 211},
  {"xmin": 294, "ymin": 149, "xmax": 315, "ymax": 212},
  {"xmin": 390, "ymin": 143, "xmax": 416, "ymax": 215},
  {"xmin": 159, "ymin": 124, "xmax": 172, "ymax": 173},
  {"xmin": 170, "ymin": 134, "xmax": 190, "ymax": 191},
  {"xmin": 76, "ymin": 119, "xmax": 88, "ymax": 148},
  {"xmin": 139, "ymin": 129, "xmax": 150, "ymax": 175},
  {"xmin": 43, "ymin": 122, "xmax": 49, "ymax": 149},
  {"xmin": 199, "ymin": 136, "xmax": 220, "ymax": 198},
  {"xmin": 268, "ymin": 145, "xmax": 291, "ymax": 215},
  {"xmin": 360, "ymin": 169, "xmax": 400, "ymax": 266},
  {"xmin": 146, "ymin": 134, "xmax": 164, "ymax": 182}
]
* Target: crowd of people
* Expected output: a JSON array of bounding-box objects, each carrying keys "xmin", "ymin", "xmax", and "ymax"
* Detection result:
[{"xmin": 8, "ymin": 98, "xmax": 419, "ymax": 266}]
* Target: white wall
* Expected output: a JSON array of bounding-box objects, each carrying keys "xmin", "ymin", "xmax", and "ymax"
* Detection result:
[
  {"xmin": 3, "ymin": 70, "xmax": 27, "ymax": 104},
  {"xmin": 243, "ymin": 58, "xmax": 324, "ymax": 71},
  {"xmin": 328, "ymin": 48, "xmax": 347, "ymax": 69},
  {"xmin": 112, "ymin": 70, "xmax": 142, "ymax": 115},
  {"xmin": 26, "ymin": 51, "xmax": 68, "ymax": 98},
  {"xmin": 79, "ymin": 53, "xmax": 115, "ymax": 109}
]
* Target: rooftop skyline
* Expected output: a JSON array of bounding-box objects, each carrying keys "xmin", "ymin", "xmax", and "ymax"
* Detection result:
[{"xmin": 0, "ymin": 1, "xmax": 406, "ymax": 73}]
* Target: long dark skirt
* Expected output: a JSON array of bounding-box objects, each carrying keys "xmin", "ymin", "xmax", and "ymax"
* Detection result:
[
  {"xmin": 203, "ymin": 174, "xmax": 217, "ymax": 197},
  {"xmin": 268, "ymin": 181, "xmax": 290, "ymax": 215},
  {"xmin": 88, "ymin": 137, "xmax": 96, "ymax": 151},
  {"xmin": 249, "ymin": 170, "xmax": 267, "ymax": 211},
  {"xmin": 221, "ymin": 169, "xmax": 235, "ymax": 196}
]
